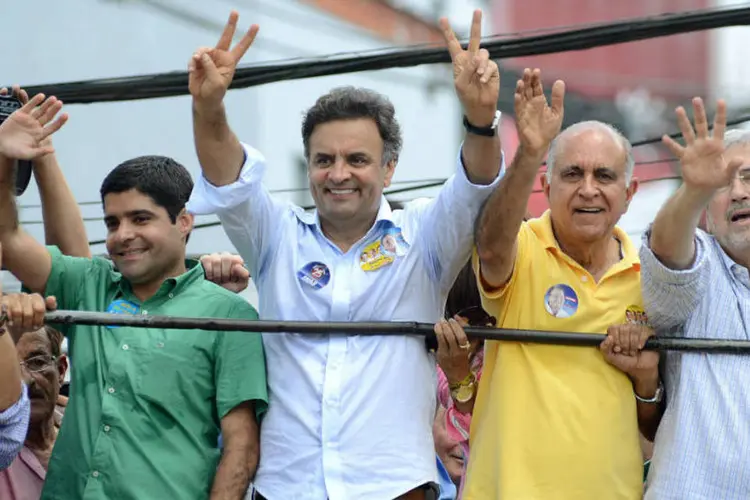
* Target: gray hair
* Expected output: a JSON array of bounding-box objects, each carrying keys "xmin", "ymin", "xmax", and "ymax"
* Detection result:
[
  {"xmin": 545, "ymin": 120, "xmax": 635, "ymax": 185},
  {"xmin": 723, "ymin": 128, "xmax": 750, "ymax": 150},
  {"xmin": 301, "ymin": 86, "xmax": 403, "ymax": 166}
]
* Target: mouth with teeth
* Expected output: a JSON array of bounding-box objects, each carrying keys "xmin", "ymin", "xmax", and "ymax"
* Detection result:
[
  {"xmin": 116, "ymin": 248, "xmax": 147, "ymax": 260},
  {"xmin": 574, "ymin": 207, "xmax": 604, "ymax": 214},
  {"xmin": 730, "ymin": 209, "xmax": 750, "ymax": 223},
  {"xmin": 326, "ymin": 187, "xmax": 357, "ymax": 197}
]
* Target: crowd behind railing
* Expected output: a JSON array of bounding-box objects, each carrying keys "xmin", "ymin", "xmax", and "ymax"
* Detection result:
[{"xmin": 0, "ymin": 8, "xmax": 747, "ymax": 500}]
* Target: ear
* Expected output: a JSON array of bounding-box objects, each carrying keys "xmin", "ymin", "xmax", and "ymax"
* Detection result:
[
  {"xmin": 541, "ymin": 173, "xmax": 551, "ymax": 200},
  {"xmin": 625, "ymin": 177, "xmax": 639, "ymax": 209},
  {"xmin": 383, "ymin": 159, "xmax": 396, "ymax": 189},
  {"xmin": 177, "ymin": 209, "xmax": 194, "ymax": 240},
  {"xmin": 58, "ymin": 354, "xmax": 69, "ymax": 382}
]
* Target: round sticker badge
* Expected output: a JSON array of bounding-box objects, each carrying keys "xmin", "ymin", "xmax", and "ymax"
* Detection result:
[
  {"xmin": 544, "ymin": 284, "xmax": 579, "ymax": 318},
  {"xmin": 625, "ymin": 305, "xmax": 649, "ymax": 326},
  {"xmin": 379, "ymin": 227, "xmax": 409, "ymax": 258},
  {"xmin": 105, "ymin": 298, "xmax": 141, "ymax": 329},
  {"xmin": 297, "ymin": 262, "xmax": 331, "ymax": 290}
]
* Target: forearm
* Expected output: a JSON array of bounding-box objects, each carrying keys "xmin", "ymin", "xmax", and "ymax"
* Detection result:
[
  {"xmin": 193, "ymin": 102, "xmax": 245, "ymax": 187},
  {"xmin": 650, "ymin": 185, "xmax": 713, "ymax": 270},
  {"xmin": 632, "ymin": 373, "xmax": 663, "ymax": 442},
  {"xmin": 0, "ymin": 332, "xmax": 22, "ymax": 411},
  {"xmin": 461, "ymin": 131, "xmax": 502, "ymax": 185},
  {"xmin": 475, "ymin": 146, "xmax": 543, "ymax": 283},
  {"xmin": 210, "ymin": 446, "xmax": 258, "ymax": 500},
  {"xmin": 33, "ymin": 154, "xmax": 90, "ymax": 257}
]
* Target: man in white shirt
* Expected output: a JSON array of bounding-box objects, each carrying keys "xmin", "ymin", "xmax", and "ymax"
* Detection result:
[{"xmin": 186, "ymin": 10, "xmax": 505, "ymax": 500}]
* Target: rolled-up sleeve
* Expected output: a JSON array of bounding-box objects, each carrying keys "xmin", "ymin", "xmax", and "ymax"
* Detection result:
[
  {"xmin": 640, "ymin": 228, "xmax": 711, "ymax": 333},
  {"xmin": 186, "ymin": 143, "xmax": 288, "ymax": 279},
  {"xmin": 412, "ymin": 145, "xmax": 505, "ymax": 289},
  {"xmin": 0, "ymin": 385, "xmax": 29, "ymax": 470}
]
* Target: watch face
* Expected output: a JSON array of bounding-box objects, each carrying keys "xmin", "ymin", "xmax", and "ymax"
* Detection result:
[{"xmin": 453, "ymin": 383, "xmax": 475, "ymax": 403}]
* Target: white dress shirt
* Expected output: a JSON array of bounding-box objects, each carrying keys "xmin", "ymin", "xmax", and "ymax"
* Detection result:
[{"xmin": 187, "ymin": 143, "xmax": 504, "ymax": 500}]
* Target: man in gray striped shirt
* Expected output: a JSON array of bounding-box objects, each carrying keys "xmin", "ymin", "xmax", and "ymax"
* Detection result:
[{"xmin": 640, "ymin": 96, "xmax": 750, "ymax": 498}]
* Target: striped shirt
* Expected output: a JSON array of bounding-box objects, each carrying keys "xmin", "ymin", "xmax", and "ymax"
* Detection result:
[
  {"xmin": 640, "ymin": 229, "xmax": 750, "ymax": 499},
  {"xmin": 0, "ymin": 385, "xmax": 29, "ymax": 470}
]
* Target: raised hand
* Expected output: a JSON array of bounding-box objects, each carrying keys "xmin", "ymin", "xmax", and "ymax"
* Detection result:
[
  {"xmin": 1, "ymin": 85, "xmax": 53, "ymax": 154},
  {"xmin": 514, "ymin": 68, "xmax": 565, "ymax": 155},
  {"xmin": 0, "ymin": 93, "xmax": 67, "ymax": 161},
  {"xmin": 440, "ymin": 10, "xmax": 500, "ymax": 127},
  {"xmin": 188, "ymin": 10, "xmax": 259, "ymax": 108},
  {"xmin": 662, "ymin": 98, "xmax": 740, "ymax": 195},
  {"xmin": 200, "ymin": 252, "xmax": 250, "ymax": 294}
]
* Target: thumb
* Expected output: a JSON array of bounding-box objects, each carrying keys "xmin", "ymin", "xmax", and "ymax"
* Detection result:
[
  {"xmin": 200, "ymin": 53, "xmax": 222, "ymax": 83},
  {"xmin": 46, "ymin": 296, "xmax": 57, "ymax": 311}
]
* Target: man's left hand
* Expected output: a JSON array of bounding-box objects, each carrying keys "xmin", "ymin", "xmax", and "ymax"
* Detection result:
[
  {"xmin": 440, "ymin": 10, "xmax": 500, "ymax": 127},
  {"xmin": 600, "ymin": 323, "xmax": 659, "ymax": 385}
]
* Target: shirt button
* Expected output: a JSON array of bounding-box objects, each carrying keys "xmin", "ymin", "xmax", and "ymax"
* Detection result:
[
  {"xmin": 107, "ymin": 387, "xmax": 115, "ymax": 394},
  {"xmin": 168, "ymin": 293, "xmax": 174, "ymax": 299},
  {"xmin": 92, "ymin": 471, "xmax": 99, "ymax": 478},
  {"xmin": 141, "ymin": 310, "xmax": 148, "ymax": 315},
  {"xmin": 156, "ymin": 342, "xmax": 164, "ymax": 349},
  {"xmin": 122, "ymin": 344, "xmax": 129, "ymax": 351},
  {"xmin": 104, "ymin": 425, "xmax": 111, "ymax": 432},
  {"xmin": 581, "ymin": 276, "xmax": 588, "ymax": 282}
]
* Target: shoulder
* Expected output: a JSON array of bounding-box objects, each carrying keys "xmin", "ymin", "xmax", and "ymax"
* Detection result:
[{"xmin": 190, "ymin": 280, "xmax": 259, "ymax": 317}]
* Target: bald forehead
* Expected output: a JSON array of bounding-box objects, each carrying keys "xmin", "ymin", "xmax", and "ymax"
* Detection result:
[
  {"xmin": 555, "ymin": 128, "xmax": 627, "ymax": 170},
  {"xmin": 725, "ymin": 142, "xmax": 750, "ymax": 164}
]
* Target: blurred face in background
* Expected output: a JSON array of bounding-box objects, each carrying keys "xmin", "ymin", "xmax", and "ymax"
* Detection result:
[{"xmin": 433, "ymin": 405, "xmax": 464, "ymax": 485}]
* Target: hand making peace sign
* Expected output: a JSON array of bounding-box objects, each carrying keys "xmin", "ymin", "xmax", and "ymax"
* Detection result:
[
  {"xmin": 440, "ymin": 10, "xmax": 500, "ymax": 127},
  {"xmin": 188, "ymin": 11, "xmax": 259, "ymax": 108}
]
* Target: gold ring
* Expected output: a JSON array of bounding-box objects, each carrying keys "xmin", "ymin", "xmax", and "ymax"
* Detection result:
[{"xmin": 459, "ymin": 342, "xmax": 471, "ymax": 350}]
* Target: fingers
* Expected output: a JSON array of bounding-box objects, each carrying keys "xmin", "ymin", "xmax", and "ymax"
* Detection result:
[
  {"xmin": 468, "ymin": 9, "xmax": 482, "ymax": 53},
  {"xmin": 189, "ymin": 47, "xmax": 213, "ymax": 73},
  {"xmin": 434, "ymin": 321, "xmax": 449, "ymax": 354},
  {"xmin": 674, "ymin": 106, "xmax": 696, "ymax": 145},
  {"xmin": 550, "ymin": 80, "xmax": 566, "ymax": 115},
  {"xmin": 447, "ymin": 318, "xmax": 470, "ymax": 349},
  {"xmin": 45, "ymin": 296, "xmax": 58, "ymax": 311},
  {"xmin": 522, "ymin": 68, "xmax": 533, "ymax": 101},
  {"xmin": 20, "ymin": 93, "xmax": 46, "ymax": 113},
  {"xmin": 199, "ymin": 53, "xmax": 222, "ymax": 82},
  {"xmin": 39, "ymin": 113, "xmax": 68, "ymax": 143},
  {"xmin": 713, "ymin": 99, "xmax": 727, "ymax": 140},
  {"xmin": 692, "ymin": 97, "xmax": 709, "ymax": 138},
  {"xmin": 661, "ymin": 135, "xmax": 684, "ymax": 158},
  {"xmin": 0, "ymin": 88, "xmax": 6, "ymax": 96},
  {"xmin": 4, "ymin": 293, "xmax": 47, "ymax": 333},
  {"xmin": 230, "ymin": 24, "xmax": 260, "ymax": 63},
  {"xmin": 216, "ymin": 10, "xmax": 239, "ymax": 51},
  {"xmin": 439, "ymin": 17, "xmax": 463, "ymax": 60},
  {"xmin": 11, "ymin": 85, "xmax": 28, "ymax": 105},
  {"xmin": 531, "ymin": 68, "xmax": 543, "ymax": 97},
  {"xmin": 33, "ymin": 96, "xmax": 62, "ymax": 126}
]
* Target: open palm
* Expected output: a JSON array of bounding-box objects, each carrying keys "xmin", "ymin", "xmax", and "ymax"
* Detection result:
[
  {"xmin": 514, "ymin": 68, "xmax": 565, "ymax": 154},
  {"xmin": 0, "ymin": 93, "xmax": 67, "ymax": 160},
  {"xmin": 188, "ymin": 11, "xmax": 259, "ymax": 107},
  {"xmin": 663, "ymin": 98, "xmax": 739, "ymax": 192}
]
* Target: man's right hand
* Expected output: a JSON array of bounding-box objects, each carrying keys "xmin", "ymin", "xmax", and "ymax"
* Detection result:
[
  {"xmin": 662, "ymin": 97, "xmax": 741, "ymax": 198},
  {"xmin": 2, "ymin": 292, "xmax": 57, "ymax": 340},
  {"xmin": 201, "ymin": 252, "xmax": 250, "ymax": 294},
  {"xmin": 188, "ymin": 10, "xmax": 259, "ymax": 109},
  {"xmin": 0, "ymin": 93, "xmax": 67, "ymax": 161},
  {"xmin": 513, "ymin": 68, "xmax": 565, "ymax": 156}
]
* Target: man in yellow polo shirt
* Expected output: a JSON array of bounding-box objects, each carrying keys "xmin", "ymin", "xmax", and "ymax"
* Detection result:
[{"xmin": 463, "ymin": 68, "xmax": 663, "ymax": 499}]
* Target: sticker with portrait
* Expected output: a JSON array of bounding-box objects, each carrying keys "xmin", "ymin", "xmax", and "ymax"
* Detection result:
[
  {"xmin": 297, "ymin": 261, "xmax": 331, "ymax": 290},
  {"xmin": 360, "ymin": 239, "xmax": 394, "ymax": 272},
  {"xmin": 543, "ymin": 284, "xmax": 579, "ymax": 318},
  {"xmin": 624, "ymin": 305, "xmax": 649, "ymax": 326},
  {"xmin": 379, "ymin": 227, "xmax": 410, "ymax": 257}
]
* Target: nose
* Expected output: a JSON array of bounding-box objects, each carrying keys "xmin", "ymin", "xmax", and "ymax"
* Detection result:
[
  {"xmin": 113, "ymin": 221, "xmax": 136, "ymax": 243},
  {"xmin": 578, "ymin": 174, "xmax": 600, "ymax": 199},
  {"xmin": 328, "ymin": 157, "xmax": 352, "ymax": 184},
  {"xmin": 729, "ymin": 175, "xmax": 750, "ymax": 203}
]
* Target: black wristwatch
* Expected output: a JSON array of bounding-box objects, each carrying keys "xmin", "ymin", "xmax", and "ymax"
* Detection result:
[{"xmin": 463, "ymin": 110, "xmax": 502, "ymax": 137}]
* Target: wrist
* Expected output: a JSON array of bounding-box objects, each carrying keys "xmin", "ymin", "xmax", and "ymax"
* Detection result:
[
  {"xmin": 446, "ymin": 369, "xmax": 472, "ymax": 388},
  {"xmin": 677, "ymin": 184, "xmax": 716, "ymax": 211},
  {"xmin": 516, "ymin": 144, "xmax": 548, "ymax": 163},
  {"xmin": 192, "ymin": 99, "xmax": 227, "ymax": 123},
  {"xmin": 632, "ymin": 372, "xmax": 660, "ymax": 398},
  {"xmin": 464, "ymin": 110, "xmax": 497, "ymax": 129}
]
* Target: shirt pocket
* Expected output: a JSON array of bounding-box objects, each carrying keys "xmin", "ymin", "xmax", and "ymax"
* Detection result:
[{"xmin": 132, "ymin": 333, "xmax": 214, "ymax": 411}]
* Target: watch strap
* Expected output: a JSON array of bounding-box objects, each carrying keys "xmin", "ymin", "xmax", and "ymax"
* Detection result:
[
  {"xmin": 634, "ymin": 380, "xmax": 664, "ymax": 404},
  {"xmin": 463, "ymin": 110, "xmax": 501, "ymax": 137}
]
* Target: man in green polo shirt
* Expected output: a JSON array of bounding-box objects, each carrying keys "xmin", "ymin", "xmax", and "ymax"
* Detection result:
[{"xmin": 0, "ymin": 105, "xmax": 268, "ymax": 500}]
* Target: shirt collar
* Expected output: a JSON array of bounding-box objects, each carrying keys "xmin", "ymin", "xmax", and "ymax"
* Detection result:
[
  {"xmin": 292, "ymin": 195, "xmax": 395, "ymax": 231},
  {"xmin": 532, "ymin": 209, "xmax": 640, "ymax": 272}
]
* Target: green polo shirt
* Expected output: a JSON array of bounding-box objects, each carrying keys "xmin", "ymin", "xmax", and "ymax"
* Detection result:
[{"xmin": 38, "ymin": 246, "xmax": 268, "ymax": 500}]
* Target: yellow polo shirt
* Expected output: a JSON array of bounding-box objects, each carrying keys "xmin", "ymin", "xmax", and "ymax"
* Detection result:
[{"xmin": 463, "ymin": 210, "xmax": 643, "ymax": 500}]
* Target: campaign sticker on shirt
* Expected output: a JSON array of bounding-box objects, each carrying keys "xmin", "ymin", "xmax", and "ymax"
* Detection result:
[
  {"xmin": 297, "ymin": 261, "xmax": 331, "ymax": 290},
  {"xmin": 105, "ymin": 299, "xmax": 141, "ymax": 329},
  {"xmin": 543, "ymin": 284, "xmax": 578, "ymax": 318},
  {"xmin": 625, "ymin": 305, "xmax": 649, "ymax": 325},
  {"xmin": 379, "ymin": 227, "xmax": 410, "ymax": 258},
  {"xmin": 360, "ymin": 239, "xmax": 394, "ymax": 272}
]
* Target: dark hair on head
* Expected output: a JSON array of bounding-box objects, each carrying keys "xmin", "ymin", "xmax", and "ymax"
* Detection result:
[
  {"xmin": 100, "ymin": 156, "xmax": 194, "ymax": 223},
  {"xmin": 444, "ymin": 260, "xmax": 483, "ymax": 319},
  {"xmin": 42, "ymin": 326, "xmax": 64, "ymax": 358},
  {"xmin": 302, "ymin": 86, "xmax": 403, "ymax": 166}
]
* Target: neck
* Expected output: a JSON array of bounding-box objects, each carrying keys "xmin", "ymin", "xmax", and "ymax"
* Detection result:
[
  {"xmin": 723, "ymin": 244, "xmax": 750, "ymax": 270},
  {"xmin": 320, "ymin": 214, "xmax": 377, "ymax": 253},
  {"xmin": 25, "ymin": 418, "xmax": 56, "ymax": 458},
  {"xmin": 554, "ymin": 225, "xmax": 619, "ymax": 280},
  {"xmin": 131, "ymin": 259, "xmax": 187, "ymax": 302}
]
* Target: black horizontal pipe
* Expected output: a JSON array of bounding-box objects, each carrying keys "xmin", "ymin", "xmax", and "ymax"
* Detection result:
[{"xmin": 44, "ymin": 310, "xmax": 750, "ymax": 355}]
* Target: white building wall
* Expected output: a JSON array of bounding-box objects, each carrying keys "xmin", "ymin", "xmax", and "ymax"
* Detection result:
[{"xmin": 1, "ymin": 0, "xmax": 490, "ymax": 302}]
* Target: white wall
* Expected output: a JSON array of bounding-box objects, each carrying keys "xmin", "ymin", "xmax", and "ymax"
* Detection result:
[{"xmin": 1, "ymin": 0, "xmax": 484, "ymax": 300}]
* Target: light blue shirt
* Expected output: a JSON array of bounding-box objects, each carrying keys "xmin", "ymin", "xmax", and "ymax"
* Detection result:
[
  {"xmin": 640, "ymin": 229, "xmax": 750, "ymax": 499},
  {"xmin": 0, "ymin": 384, "xmax": 29, "ymax": 470},
  {"xmin": 436, "ymin": 455, "xmax": 457, "ymax": 500},
  {"xmin": 187, "ymin": 143, "xmax": 503, "ymax": 500}
]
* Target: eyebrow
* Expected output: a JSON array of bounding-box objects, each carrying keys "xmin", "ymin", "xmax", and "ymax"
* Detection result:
[{"xmin": 104, "ymin": 209, "xmax": 156, "ymax": 221}]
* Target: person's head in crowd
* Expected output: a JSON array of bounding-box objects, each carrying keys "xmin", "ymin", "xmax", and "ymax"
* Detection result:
[
  {"xmin": 433, "ymin": 403, "xmax": 464, "ymax": 485},
  {"xmin": 14, "ymin": 326, "xmax": 67, "ymax": 430},
  {"xmin": 302, "ymin": 87, "xmax": 403, "ymax": 238},
  {"xmin": 100, "ymin": 156, "xmax": 194, "ymax": 290},
  {"xmin": 445, "ymin": 260, "xmax": 495, "ymax": 331},
  {"xmin": 705, "ymin": 129, "xmax": 750, "ymax": 262},
  {"xmin": 542, "ymin": 121, "xmax": 638, "ymax": 247}
]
